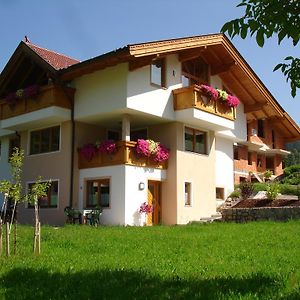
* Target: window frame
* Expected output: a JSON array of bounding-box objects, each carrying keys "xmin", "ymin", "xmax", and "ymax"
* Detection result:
[
  {"xmin": 184, "ymin": 126, "xmax": 208, "ymax": 155},
  {"xmin": 27, "ymin": 180, "xmax": 59, "ymax": 209},
  {"xmin": 85, "ymin": 178, "xmax": 111, "ymax": 209},
  {"xmin": 150, "ymin": 58, "xmax": 166, "ymax": 88},
  {"xmin": 29, "ymin": 125, "xmax": 61, "ymax": 156}
]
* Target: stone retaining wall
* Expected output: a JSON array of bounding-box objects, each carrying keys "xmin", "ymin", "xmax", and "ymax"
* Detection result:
[{"xmin": 222, "ymin": 207, "xmax": 300, "ymax": 222}]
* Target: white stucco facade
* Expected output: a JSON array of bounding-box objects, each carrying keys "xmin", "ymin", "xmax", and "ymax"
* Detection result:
[{"xmin": 79, "ymin": 165, "xmax": 166, "ymax": 226}]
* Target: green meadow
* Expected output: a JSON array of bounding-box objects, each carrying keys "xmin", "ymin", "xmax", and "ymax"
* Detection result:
[{"xmin": 0, "ymin": 221, "xmax": 300, "ymax": 299}]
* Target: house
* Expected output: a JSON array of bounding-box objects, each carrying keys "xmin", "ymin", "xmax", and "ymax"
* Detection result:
[{"xmin": 0, "ymin": 34, "xmax": 299, "ymax": 226}]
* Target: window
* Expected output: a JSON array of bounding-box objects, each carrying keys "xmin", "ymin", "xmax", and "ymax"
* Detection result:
[
  {"xmin": 0, "ymin": 140, "xmax": 1, "ymax": 160},
  {"xmin": 9, "ymin": 137, "xmax": 20, "ymax": 159},
  {"xmin": 257, "ymin": 119, "xmax": 265, "ymax": 138},
  {"xmin": 151, "ymin": 58, "xmax": 165, "ymax": 87},
  {"xmin": 107, "ymin": 130, "xmax": 120, "ymax": 141},
  {"xmin": 185, "ymin": 127, "xmax": 207, "ymax": 154},
  {"xmin": 130, "ymin": 128, "xmax": 148, "ymax": 141},
  {"xmin": 216, "ymin": 187, "xmax": 225, "ymax": 200},
  {"xmin": 28, "ymin": 181, "xmax": 58, "ymax": 208},
  {"xmin": 248, "ymin": 152, "xmax": 252, "ymax": 165},
  {"xmin": 182, "ymin": 57, "xmax": 209, "ymax": 86},
  {"xmin": 257, "ymin": 155, "xmax": 263, "ymax": 168},
  {"xmin": 86, "ymin": 179, "xmax": 110, "ymax": 208},
  {"xmin": 234, "ymin": 146, "xmax": 239, "ymax": 160},
  {"xmin": 30, "ymin": 126, "xmax": 60, "ymax": 155},
  {"xmin": 184, "ymin": 182, "xmax": 191, "ymax": 206}
]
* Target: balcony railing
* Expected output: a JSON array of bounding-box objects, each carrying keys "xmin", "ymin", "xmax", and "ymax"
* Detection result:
[
  {"xmin": 78, "ymin": 140, "xmax": 168, "ymax": 170},
  {"xmin": 173, "ymin": 85, "xmax": 236, "ymax": 121},
  {"xmin": 0, "ymin": 85, "xmax": 75, "ymax": 120}
]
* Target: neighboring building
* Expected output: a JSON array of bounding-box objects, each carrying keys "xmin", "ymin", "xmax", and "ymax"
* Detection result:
[{"xmin": 0, "ymin": 34, "xmax": 299, "ymax": 225}]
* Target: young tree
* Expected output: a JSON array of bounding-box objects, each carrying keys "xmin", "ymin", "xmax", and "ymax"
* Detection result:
[
  {"xmin": 221, "ymin": 0, "xmax": 300, "ymax": 97},
  {"xmin": 26, "ymin": 177, "xmax": 51, "ymax": 254},
  {"xmin": 0, "ymin": 148, "xmax": 24, "ymax": 256}
]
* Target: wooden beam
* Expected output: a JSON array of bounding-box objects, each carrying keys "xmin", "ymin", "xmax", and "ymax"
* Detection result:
[
  {"xmin": 178, "ymin": 48, "xmax": 206, "ymax": 62},
  {"xmin": 211, "ymin": 62, "xmax": 236, "ymax": 76},
  {"xmin": 244, "ymin": 102, "xmax": 268, "ymax": 113},
  {"xmin": 129, "ymin": 55, "xmax": 156, "ymax": 71}
]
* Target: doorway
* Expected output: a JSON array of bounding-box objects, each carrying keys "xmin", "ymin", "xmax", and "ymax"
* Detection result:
[{"xmin": 147, "ymin": 181, "xmax": 162, "ymax": 225}]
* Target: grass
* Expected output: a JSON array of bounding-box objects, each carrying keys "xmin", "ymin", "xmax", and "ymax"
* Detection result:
[{"xmin": 1, "ymin": 222, "xmax": 300, "ymax": 299}]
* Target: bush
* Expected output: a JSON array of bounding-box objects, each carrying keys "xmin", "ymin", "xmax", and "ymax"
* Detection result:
[
  {"xmin": 253, "ymin": 182, "xmax": 268, "ymax": 192},
  {"xmin": 279, "ymin": 184, "xmax": 299, "ymax": 195},
  {"xmin": 239, "ymin": 181, "xmax": 254, "ymax": 199},
  {"xmin": 229, "ymin": 189, "xmax": 241, "ymax": 199},
  {"xmin": 266, "ymin": 183, "xmax": 280, "ymax": 201},
  {"xmin": 282, "ymin": 165, "xmax": 300, "ymax": 184}
]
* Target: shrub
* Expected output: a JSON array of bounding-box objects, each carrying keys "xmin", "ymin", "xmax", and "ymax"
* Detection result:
[
  {"xmin": 264, "ymin": 170, "xmax": 273, "ymax": 181},
  {"xmin": 229, "ymin": 189, "xmax": 240, "ymax": 199},
  {"xmin": 279, "ymin": 184, "xmax": 299, "ymax": 195},
  {"xmin": 240, "ymin": 181, "xmax": 254, "ymax": 199},
  {"xmin": 266, "ymin": 183, "xmax": 280, "ymax": 201},
  {"xmin": 283, "ymin": 164, "xmax": 300, "ymax": 177},
  {"xmin": 253, "ymin": 182, "xmax": 268, "ymax": 192}
]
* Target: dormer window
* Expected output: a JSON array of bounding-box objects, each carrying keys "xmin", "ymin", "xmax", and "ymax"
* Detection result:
[
  {"xmin": 182, "ymin": 57, "xmax": 209, "ymax": 86},
  {"xmin": 151, "ymin": 58, "xmax": 166, "ymax": 88}
]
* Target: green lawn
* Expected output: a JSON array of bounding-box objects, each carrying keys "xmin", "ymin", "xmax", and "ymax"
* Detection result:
[{"xmin": 1, "ymin": 222, "xmax": 300, "ymax": 299}]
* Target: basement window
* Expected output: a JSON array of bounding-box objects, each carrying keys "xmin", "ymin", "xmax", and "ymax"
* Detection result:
[{"xmin": 184, "ymin": 182, "xmax": 192, "ymax": 206}]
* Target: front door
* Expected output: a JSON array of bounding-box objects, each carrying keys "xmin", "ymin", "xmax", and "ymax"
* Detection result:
[{"xmin": 147, "ymin": 181, "xmax": 161, "ymax": 225}]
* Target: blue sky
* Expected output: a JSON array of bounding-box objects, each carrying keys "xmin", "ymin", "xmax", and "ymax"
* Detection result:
[{"xmin": 1, "ymin": 0, "xmax": 299, "ymax": 126}]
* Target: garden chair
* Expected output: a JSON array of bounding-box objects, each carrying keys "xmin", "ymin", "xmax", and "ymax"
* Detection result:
[{"xmin": 64, "ymin": 207, "xmax": 82, "ymax": 224}]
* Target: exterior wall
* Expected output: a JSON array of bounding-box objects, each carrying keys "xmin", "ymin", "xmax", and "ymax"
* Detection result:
[
  {"xmin": 215, "ymin": 137, "xmax": 234, "ymax": 198},
  {"xmin": 78, "ymin": 165, "xmax": 166, "ymax": 226},
  {"xmin": 124, "ymin": 165, "xmax": 166, "ymax": 225},
  {"xmin": 0, "ymin": 136, "xmax": 12, "ymax": 205},
  {"xmin": 148, "ymin": 122, "xmax": 178, "ymax": 225},
  {"xmin": 127, "ymin": 54, "xmax": 181, "ymax": 119},
  {"xmin": 79, "ymin": 165, "xmax": 126, "ymax": 225},
  {"xmin": 176, "ymin": 125, "xmax": 216, "ymax": 224},
  {"xmin": 216, "ymin": 101, "xmax": 247, "ymax": 141},
  {"xmin": 72, "ymin": 121, "xmax": 105, "ymax": 208},
  {"xmin": 247, "ymin": 119, "xmax": 284, "ymax": 149},
  {"xmin": 18, "ymin": 121, "xmax": 72, "ymax": 226},
  {"xmin": 74, "ymin": 64, "xmax": 128, "ymax": 121}
]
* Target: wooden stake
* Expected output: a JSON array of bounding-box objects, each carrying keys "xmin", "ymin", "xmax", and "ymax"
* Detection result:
[
  {"xmin": 14, "ymin": 220, "xmax": 17, "ymax": 255},
  {"xmin": 6, "ymin": 222, "xmax": 10, "ymax": 257},
  {"xmin": 0, "ymin": 220, "xmax": 2, "ymax": 256},
  {"xmin": 38, "ymin": 222, "xmax": 41, "ymax": 255}
]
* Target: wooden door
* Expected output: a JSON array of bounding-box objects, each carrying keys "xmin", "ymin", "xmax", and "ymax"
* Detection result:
[{"xmin": 147, "ymin": 181, "xmax": 161, "ymax": 225}]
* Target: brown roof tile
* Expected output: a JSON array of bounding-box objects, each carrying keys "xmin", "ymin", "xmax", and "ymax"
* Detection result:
[{"xmin": 25, "ymin": 42, "xmax": 80, "ymax": 70}]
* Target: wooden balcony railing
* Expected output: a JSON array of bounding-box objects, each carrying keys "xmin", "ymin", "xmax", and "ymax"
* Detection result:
[
  {"xmin": 173, "ymin": 85, "xmax": 236, "ymax": 121},
  {"xmin": 0, "ymin": 85, "xmax": 75, "ymax": 120},
  {"xmin": 78, "ymin": 141, "xmax": 168, "ymax": 170}
]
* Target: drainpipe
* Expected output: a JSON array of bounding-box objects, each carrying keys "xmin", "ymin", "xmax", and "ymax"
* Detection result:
[
  {"xmin": 69, "ymin": 95, "xmax": 75, "ymax": 208},
  {"xmin": 60, "ymin": 84, "xmax": 75, "ymax": 208}
]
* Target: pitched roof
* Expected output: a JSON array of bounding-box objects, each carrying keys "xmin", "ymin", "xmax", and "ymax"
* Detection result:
[{"xmin": 25, "ymin": 42, "xmax": 80, "ymax": 70}]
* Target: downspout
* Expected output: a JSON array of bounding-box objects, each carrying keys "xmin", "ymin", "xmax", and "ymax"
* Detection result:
[
  {"xmin": 60, "ymin": 84, "xmax": 75, "ymax": 208},
  {"xmin": 69, "ymin": 96, "xmax": 75, "ymax": 208}
]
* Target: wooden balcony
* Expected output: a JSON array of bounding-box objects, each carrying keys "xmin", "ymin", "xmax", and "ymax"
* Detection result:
[
  {"xmin": 0, "ymin": 85, "xmax": 75, "ymax": 120},
  {"xmin": 78, "ymin": 141, "xmax": 168, "ymax": 170},
  {"xmin": 173, "ymin": 85, "xmax": 236, "ymax": 121}
]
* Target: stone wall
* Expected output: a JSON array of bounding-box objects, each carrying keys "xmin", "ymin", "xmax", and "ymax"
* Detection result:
[{"xmin": 222, "ymin": 207, "xmax": 300, "ymax": 222}]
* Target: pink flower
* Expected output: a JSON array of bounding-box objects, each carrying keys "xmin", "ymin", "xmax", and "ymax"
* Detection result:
[
  {"xmin": 153, "ymin": 144, "xmax": 169, "ymax": 162},
  {"xmin": 135, "ymin": 139, "xmax": 151, "ymax": 157},
  {"xmin": 79, "ymin": 143, "xmax": 97, "ymax": 161},
  {"xmin": 24, "ymin": 85, "xmax": 39, "ymax": 98},
  {"xmin": 227, "ymin": 95, "xmax": 240, "ymax": 107},
  {"xmin": 98, "ymin": 140, "xmax": 117, "ymax": 154},
  {"xmin": 200, "ymin": 84, "xmax": 218, "ymax": 100},
  {"xmin": 139, "ymin": 202, "xmax": 153, "ymax": 214}
]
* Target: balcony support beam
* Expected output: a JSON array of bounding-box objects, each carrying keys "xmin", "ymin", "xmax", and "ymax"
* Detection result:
[{"xmin": 122, "ymin": 114, "xmax": 131, "ymax": 141}]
